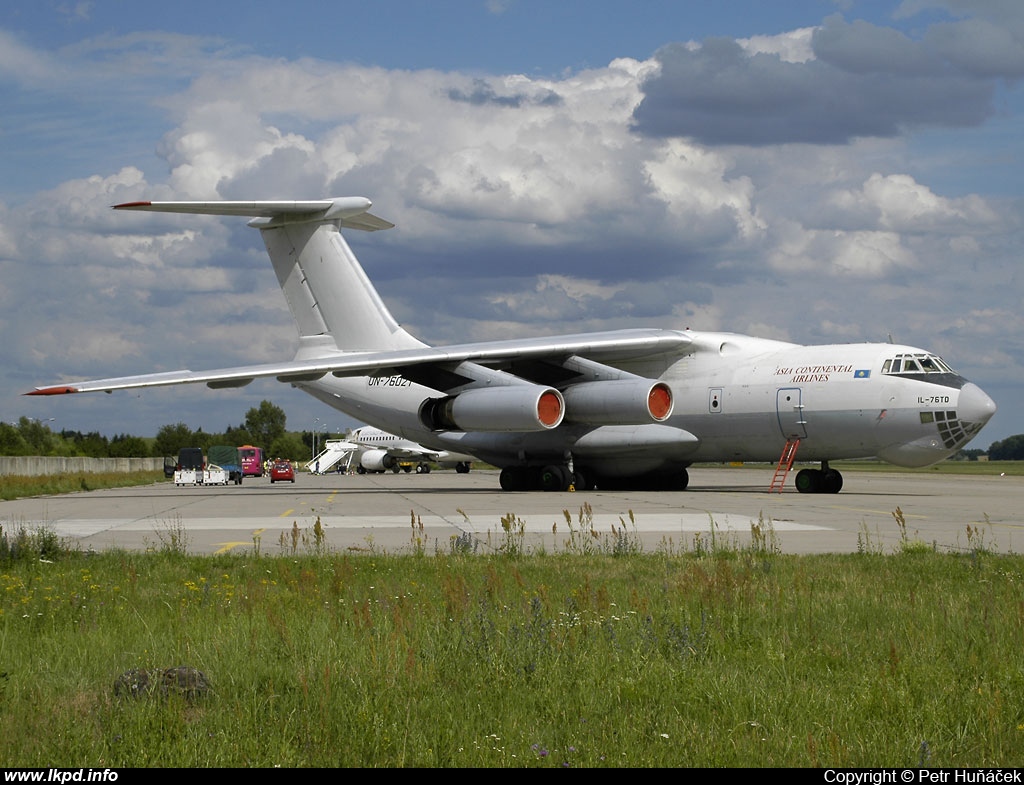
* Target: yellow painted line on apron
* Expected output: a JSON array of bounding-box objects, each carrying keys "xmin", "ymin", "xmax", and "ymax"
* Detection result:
[{"xmin": 214, "ymin": 527, "xmax": 267, "ymax": 555}]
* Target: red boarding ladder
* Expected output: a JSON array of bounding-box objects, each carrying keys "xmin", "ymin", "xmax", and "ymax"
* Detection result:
[{"xmin": 769, "ymin": 438, "xmax": 800, "ymax": 493}]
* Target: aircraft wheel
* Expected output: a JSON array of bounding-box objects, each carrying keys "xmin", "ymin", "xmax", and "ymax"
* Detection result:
[
  {"xmin": 795, "ymin": 468, "xmax": 820, "ymax": 494},
  {"xmin": 821, "ymin": 469, "xmax": 843, "ymax": 494},
  {"xmin": 540, "ymin": 464, "xmax": 571, "ymax": 492},
  {"xmin": 455, "ymin": 462, "xmax": 471, "ymax": 474},
  {"xmin": 500, "ymin": 466, "xmax": 531, "ymax": 491}
]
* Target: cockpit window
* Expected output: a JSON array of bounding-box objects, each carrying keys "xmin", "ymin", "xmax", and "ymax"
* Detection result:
[{"xmin": 882, "ymin": 352, "xmax": 955, "ymax": 376}]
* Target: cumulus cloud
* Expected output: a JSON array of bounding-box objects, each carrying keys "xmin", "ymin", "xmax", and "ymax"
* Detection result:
[
  {"xmin": 631, "ymin": 13, "xmax": 1017, "ymax": 145},
  {"xmin": 3, "ymin": 2, "xmax": 1022, "ymax": 442}
]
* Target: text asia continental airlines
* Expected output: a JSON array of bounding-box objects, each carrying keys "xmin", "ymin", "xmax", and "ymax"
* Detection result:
[{"xmin": 28, "ymin": 197, "xmax": 996, "ymax": 493}]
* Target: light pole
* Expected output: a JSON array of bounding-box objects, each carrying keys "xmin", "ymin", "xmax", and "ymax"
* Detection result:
[
  {"xmin": 27, "ymin": 416, "xmax": 56, "ymax": 433},
  {"xmin": 313, "ymin": 418, "xmax": 321, "ymax": 462}
]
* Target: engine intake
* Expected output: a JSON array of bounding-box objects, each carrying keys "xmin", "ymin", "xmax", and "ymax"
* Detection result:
[{"xmin": 420, "ymin": 386, "xmax": 564, "ymax": 432}]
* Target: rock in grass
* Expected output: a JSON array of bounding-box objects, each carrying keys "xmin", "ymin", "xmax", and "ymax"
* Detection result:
[{"xmin": 113, "ymin": 666, "xmax": 211, "ymax": 700}]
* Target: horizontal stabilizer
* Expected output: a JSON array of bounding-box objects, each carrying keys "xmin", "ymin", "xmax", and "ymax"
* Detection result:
[{"xmin": 113, "ymin": 198, "xmax": 394, "ymax": 231}]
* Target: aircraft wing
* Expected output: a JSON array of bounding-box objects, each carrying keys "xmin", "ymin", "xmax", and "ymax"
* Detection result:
[{"xmin": 27, "ymin": 328, "xmax": 692, "ymax": 396}]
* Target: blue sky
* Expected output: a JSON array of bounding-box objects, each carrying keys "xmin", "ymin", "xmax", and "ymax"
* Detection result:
[{"xmin": 2, "ymin": 0, "xmax": 1022, "ymax": 448}]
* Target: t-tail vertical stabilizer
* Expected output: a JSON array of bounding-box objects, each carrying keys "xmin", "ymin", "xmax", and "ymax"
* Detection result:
[{"xmin": 113, "ymin": 198, "xmax": 426, "ymax": 356}]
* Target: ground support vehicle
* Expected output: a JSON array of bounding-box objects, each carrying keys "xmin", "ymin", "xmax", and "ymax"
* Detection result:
[
  {"xmin": 174, "ymin": 469, "xmax": 199, "ymax": 486},
  {"xmin": 270, "ymin": 460, "xmax": 296, "ymax": 483},
  {"xmin": 202, "ymin": 466, "xmax": 230, "ymax": 485},
  {"xmin": 207, "ymin": 445, "xmax": 244, "ymax": 484}
]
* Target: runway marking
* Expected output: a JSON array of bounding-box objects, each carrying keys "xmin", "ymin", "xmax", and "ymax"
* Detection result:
[{"xmin": 214, "ymin": 541, "xmax": 254, "ymax": 555}]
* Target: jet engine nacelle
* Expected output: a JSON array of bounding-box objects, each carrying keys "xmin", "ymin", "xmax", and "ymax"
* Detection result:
[
  {"xmin": 359, "ymin": 449, "xmax": 396, "ymax": 472},
  {"xmin": 562, "ymin": 379, "xmax": 673, "ymax": 425},
  {"xmin": 420, "ymin": 385, "xmax": 565, "ymax": 432}
]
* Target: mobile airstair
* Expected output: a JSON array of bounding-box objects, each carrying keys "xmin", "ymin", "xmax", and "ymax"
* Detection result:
[
  {"xmin": 306, "ymin": 439, "xmax": 359, "ymax": 474},
  {"xmin": 768, "ymin": 438, "xmax": 800, "ymax": 492}
]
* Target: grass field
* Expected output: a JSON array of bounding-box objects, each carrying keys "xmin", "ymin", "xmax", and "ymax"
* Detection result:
[
  {"xmin": 1, "ymin": 461, "xmax": 1021, "ymax": 767},
  {"xmin": 1, "ymin": 512, "xmax": 1023, "ymax": 768},
  {"xmin": 0, "ymin": 470, "xmax": 166, "ymax": 501}
]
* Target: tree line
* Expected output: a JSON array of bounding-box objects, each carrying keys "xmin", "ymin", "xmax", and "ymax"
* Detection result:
[
  {"xmin": 985, "ymin": 435, "xmax": 1024, "ymax": 461},
  {"xmin": 3, "ymin": 401, "xmax": 327, "ymax": 462}
]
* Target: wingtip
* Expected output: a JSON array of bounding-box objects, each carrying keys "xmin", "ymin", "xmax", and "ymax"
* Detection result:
[
  {"xmin": 25, "ymin": 386, "xmax": 80, "ymax": 396},
  {"xmin": 112, "ymin": 201, "xmax": 153, "ymax": 210}
]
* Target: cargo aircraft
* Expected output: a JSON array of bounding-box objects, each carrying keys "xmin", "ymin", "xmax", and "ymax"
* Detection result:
[{"xmin": 28, "ymin": 197, "xmax": 997, "ymax": 493}]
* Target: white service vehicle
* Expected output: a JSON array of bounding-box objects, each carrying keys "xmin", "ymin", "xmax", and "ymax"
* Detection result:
[
  {"xmin": 202, "ymin": 465, "xmax": 230, "ymax": 485},
  {"xmin": 174, "ymin": 468, "xmax": 199, "ymax": 486}
]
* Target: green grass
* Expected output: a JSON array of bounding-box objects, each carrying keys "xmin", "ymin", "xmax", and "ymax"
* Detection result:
[
  {"xmin": 0, "ymin": 470, "xmax": 167, "ymax": 501},
  {"xmin": 1, "ymin": 519, "xmax": 1022, "ymax": 767},
  {"xmin": 1, "ymin": 463, "xmax": 1020, "ymax": 767}
]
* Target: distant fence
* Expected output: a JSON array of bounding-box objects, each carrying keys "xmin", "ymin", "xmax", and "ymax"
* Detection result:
[{"xmin": 0, "ymin": 456, "xmax": 164, "ymax": 477}]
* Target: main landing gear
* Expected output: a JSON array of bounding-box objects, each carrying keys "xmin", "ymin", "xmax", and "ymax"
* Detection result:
[
  {"xmin": 498, "ymin": 464, "xmax": 690, "ymax": 492},
  {"xmin": 499, "ymin": 465, "xmax": 586, "ymax": 492},
  {"xmin": 794, "ymin": 461, "xmax": 844, "ymax": 494}
]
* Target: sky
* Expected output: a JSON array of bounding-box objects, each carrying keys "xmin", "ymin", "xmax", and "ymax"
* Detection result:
[{"xmin": 1, "ymin": 0, "xmax": 1022, "ymax": 449}]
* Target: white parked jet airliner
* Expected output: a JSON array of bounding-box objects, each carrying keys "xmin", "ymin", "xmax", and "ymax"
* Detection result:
[
  {"xmin": 28, "ymin": 197, "xmax": 997, "ymax": 493},
  {"xmin": 349, "ymin": 425, "xmax": 475, "ymax": 474}
]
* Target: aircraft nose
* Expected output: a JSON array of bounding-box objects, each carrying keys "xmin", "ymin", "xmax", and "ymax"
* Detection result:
[{"xmin": 959, "ymin": 382, "xmax": 997, "ymax": 428}]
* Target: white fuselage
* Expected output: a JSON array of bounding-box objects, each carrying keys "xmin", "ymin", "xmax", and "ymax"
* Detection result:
[
  {"xmin": 349, "ymin": 425, "xmax": 476, "ymax": 469},
  {"xmin": 296, "ymin": 332, "xmax": 995, "ymax": 478}
]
